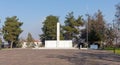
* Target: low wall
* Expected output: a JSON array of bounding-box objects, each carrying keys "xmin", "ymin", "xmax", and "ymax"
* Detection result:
[
  {"xmin": 45, "ymin": 40, "xmax": 57, "ymax": 48},
  {"xmin": 45, "ymin": 40, "xmax": 72, "ymax": 48}
]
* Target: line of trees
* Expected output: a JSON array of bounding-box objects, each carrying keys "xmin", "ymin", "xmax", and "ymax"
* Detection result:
[
  {"xmin": 40, "ymin": 3, "xmax": 120, "ymax": 48},
  {"xmin": 0, "ymin": 3, "xmax": 119, "ymax": 49}
]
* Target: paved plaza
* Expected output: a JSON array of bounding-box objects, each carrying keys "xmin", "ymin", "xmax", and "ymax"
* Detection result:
[{"xmin": 0, "ymin": 49, "xmax": 120, "ymax": 65}]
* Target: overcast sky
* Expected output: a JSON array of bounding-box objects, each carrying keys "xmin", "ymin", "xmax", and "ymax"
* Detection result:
[{"xmin": 0, "ymin": 0, "xmax": 119, "ymax": 40}]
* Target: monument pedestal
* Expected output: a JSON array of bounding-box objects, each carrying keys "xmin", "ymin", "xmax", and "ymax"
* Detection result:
[{"xmin": 45, "ymin": 40, "xmax": 72, "ymax": 48}]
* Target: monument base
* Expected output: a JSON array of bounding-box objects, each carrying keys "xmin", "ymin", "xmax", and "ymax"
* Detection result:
[{"xmin": 45, "ymin": 40, "xmax": 73, "ymax": 48}]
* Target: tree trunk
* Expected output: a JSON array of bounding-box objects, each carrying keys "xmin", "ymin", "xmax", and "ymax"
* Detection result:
[
  {"xmin": 10, "ymin": 41, "xmax": 13, "ymax": 49},
  {"xmin": 100, "ymin": 41, "xmax": 103, "ymax": 49}
]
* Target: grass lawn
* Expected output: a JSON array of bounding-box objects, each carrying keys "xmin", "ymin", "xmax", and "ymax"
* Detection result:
[
  {"xmin": 113, "ymin": 50, "xmax": 120, "ymax": 54},
  {"xmin": 104, "ymin": 47, "xmax": 120, "ymax": 55}
]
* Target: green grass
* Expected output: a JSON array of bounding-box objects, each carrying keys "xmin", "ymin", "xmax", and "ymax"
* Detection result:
[
  {"xmin": 104, "ymin": 47, "xmax": 120, "ymax": 55},
  {"xmin": 1, "ymin": 48, "xmax": 12, "ymax": 50},
  {"xmin": 109, "ymin": 50, "xmax": 120, "ymax": 55},
  {"xmin": 114, "ymin": 50, "xmax": 120, "ymax": 54}
]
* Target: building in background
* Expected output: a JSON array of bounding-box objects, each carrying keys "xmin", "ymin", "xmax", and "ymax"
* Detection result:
[{"xmin": 22, "ymin": 40, "xmax": 42, "ymax": 48}]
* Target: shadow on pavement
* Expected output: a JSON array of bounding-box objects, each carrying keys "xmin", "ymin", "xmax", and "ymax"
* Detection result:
[{"xmin": 46, "ymin": 50, "xmax": 120, "ymax": 65}]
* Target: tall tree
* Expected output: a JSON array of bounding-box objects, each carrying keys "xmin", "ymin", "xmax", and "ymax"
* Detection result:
[
  {"xmin": 26, "ymin": 33, "xmax": 34, "ymax": 48},
  {"xmin": 89, "ymin": 10, "xmax": 106, "ymax": 42},
  {"xmin": 114, "ymin": 3, "xmax": 120, "ymax": 44},
  {"xmin": 40, "ymin": 15, "xmax": 59, "ymax": 40},
  {"xmin": 81, "ymin": 10, "xmax": 106, "ymax": 48},
  {"xmin": 114, "ymin": 3, "xmax": 120, "ymax": 45},
  {"xmin": 115, "ymin": 3, "xmax": 120, "ymax": 26},
  {"xmin": 63, "ymin": 12, "xmax": 84, "ymax": 40},
  {"xmin": 0, "ymin": 38, "xmax": 2, "ymax": 49},
  {"xmin": 2, "ymin": 16, "xmax": 23, "ymax": 48},
  {"xmin": 105, "ymin": 24, "xmax": 115, "ymax": 47},
  {"xmin": 0, "ymin": 26, "xmax": 2, "ymax": 49},
  {"xmin": 27, "ymin": 33, "xmax": 34, "ymax": 43}
]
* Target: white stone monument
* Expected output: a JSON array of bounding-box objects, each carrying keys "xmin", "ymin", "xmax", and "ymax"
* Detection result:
[{"xmin": 45, "ymin": 22, "xmax": 73, "ymax": 48}]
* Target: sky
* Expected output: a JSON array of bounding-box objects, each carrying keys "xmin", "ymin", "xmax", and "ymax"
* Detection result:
[{"xmin": 0, "ymin": 0, "xmax": 119, "ymax": 40}]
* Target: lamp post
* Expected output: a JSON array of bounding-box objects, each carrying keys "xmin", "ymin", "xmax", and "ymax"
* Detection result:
[
  {"xmin": 85, "ymin": 5, "xmax": 89, "ymax": 48},
  {"xmin": 85, "ymin": 14, "xmax": 89, "ymax": 48},
  {"xmin": 112, "ymin": 21, "xmax": 115, "ymax": 54},
  {"xmin": 113, "ymin": 20, "xmax": 118, "ymax": 54},
  {"xmin": 0, "ymin": 19, "xmax": 2, "ymax": 49}
]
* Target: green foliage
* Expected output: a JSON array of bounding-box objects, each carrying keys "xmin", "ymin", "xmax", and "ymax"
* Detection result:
[
  {"xmin": 60, "ymin": 31, "xmax": 64, "ymax": 40},
  {"xmin": 17, "ymin": 38, "xmax": 25, "ymax": 48},
  {"xmin": 0, "ymin": 38, "xmax": 2, "ymax": 44},
  {"xmin": 105, "ymin": 26, "xmax": 115, "ymax": 47},
  {"xmin": 63, "ymin": 12, "xmax": 84, "ymax": 40},
  {"xmin": 86, "ymin": 10, "xmax": 106, "ymax": 43},
  {"xmin": 40, "ymin": 15, "xmax": 59, "ymax": 40},
  {"xmin": 26, "ymin": 42, "xmax": 35, "ymax": 48},
  {"xmin": 88, "ymin": 29, "xmax": 101, "ymax": 42},
  {"xmin": 104, "ymin": 47, "xmax": 120, "ymax": 55},
  {"xmin": 16, "ymin": 42, "xmax": 22, "ymax": 48},
  {"xmin": 26, "ymin": 33, "xmax": 34, "ymax": 48},
  {"xmin": 27, "ymin": 33, "xmax": 34, "ymax": 43},
  {"xmin": 0, "ymin": 38, "xmax": 2, "ymax": 49},
  {"xmin": 114, "ymin": 3, "xmax": 120, "ymax": 46},
  {"xmin": 115, "ymin": 3, "xmax": 120, "ymax": 25},
  {"xmin": 2, "ymin": 16, "xmax": 23, "ymax": 48}
]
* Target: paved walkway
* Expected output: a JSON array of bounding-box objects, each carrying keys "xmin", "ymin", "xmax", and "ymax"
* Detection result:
[{"xmin": 0, "ymin": 49, "xmax": 120, "ymax": 65}]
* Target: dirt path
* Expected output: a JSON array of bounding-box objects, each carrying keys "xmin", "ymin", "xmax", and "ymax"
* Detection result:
[{"xmin": 0, "ymin": 49, "xmax": 120, "ymax": 65}]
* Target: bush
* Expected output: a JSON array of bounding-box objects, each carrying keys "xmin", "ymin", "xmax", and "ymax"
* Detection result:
[
  {"xmin": 16, "ymin": 43, "xmax": 22, "ymax": 48},
  {"xmin": 26, "ymin": 42, "xmax": 35, "ymax": 48}
]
